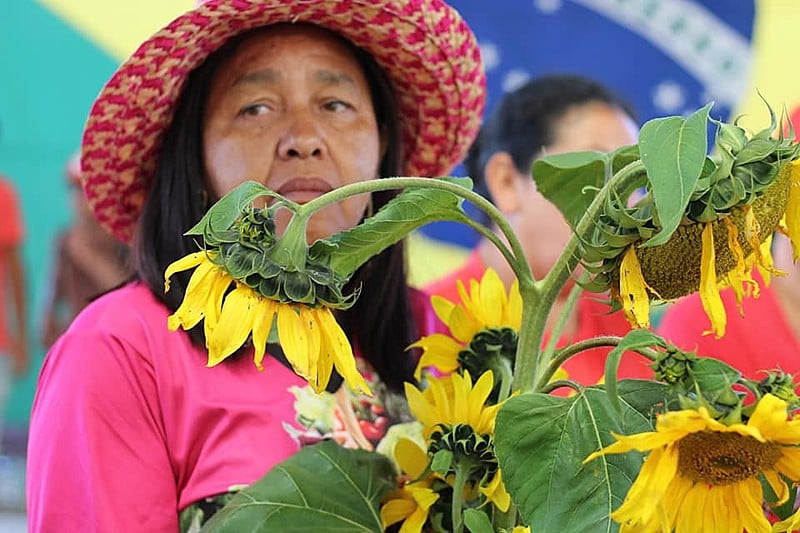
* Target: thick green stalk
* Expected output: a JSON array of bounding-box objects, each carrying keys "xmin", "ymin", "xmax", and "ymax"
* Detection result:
[
  {"xmin": 511, "ymin": 161, "xmax": 647, "ymax": 394},
  {"xmin": 299, "ymin": 177, "xmax": 535, "ymax": 286}
]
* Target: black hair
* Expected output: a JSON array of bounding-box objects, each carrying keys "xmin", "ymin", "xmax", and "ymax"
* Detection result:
[
  {"xmin": 465, "ymin": 74, "xmax": 637, "ymax": 225},
  {"xmin": 135, "ymin": 24, "xmax": 416, "ymax": 391}
]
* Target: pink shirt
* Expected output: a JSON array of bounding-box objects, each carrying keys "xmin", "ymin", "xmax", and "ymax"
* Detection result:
[{"xmin": 28, "ymin": 282, "xmax": 434, "ymax": 531}]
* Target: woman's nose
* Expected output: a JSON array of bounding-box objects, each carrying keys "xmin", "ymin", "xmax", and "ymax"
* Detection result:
[{"xmin": 276, "ymin": 114, "xmax": 325, "ymax": 160}]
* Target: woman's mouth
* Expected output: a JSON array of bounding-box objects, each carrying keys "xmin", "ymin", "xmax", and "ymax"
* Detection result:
[{"xmin": 276, "ymin": 177, "xmax": 333, "ymax": 204}]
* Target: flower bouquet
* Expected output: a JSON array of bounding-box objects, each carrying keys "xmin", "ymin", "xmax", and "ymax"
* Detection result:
[{"xmin": 168, "ymin": 102, "xmax": 800, "ymax": 532}]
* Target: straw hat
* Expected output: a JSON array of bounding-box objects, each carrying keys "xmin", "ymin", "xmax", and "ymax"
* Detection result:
[{"xmin": 81, "ymin": 0, "xmax": 486, "ymax": 243}]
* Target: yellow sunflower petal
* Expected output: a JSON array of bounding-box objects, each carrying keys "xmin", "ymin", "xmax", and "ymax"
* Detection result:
[
  {"xmin": 203, "ymin": 267, "xmax": 234, "ymax": 340},
  {"xmin": 403, "ymin": 486, "xmax": 438, "ymax": 533},
  {"xmin": 276, "ymin": 304, "xmax": 315, "ymax": 380},
  {"xmin": 405, "ymin": 383, "xmax": 437, "ymax": 434},
  {"xmin": 722, "ymin": 217, "xmax": 751, "ymax": 313},
  {"xmin": 784, "ymin": 160, "xmax": 800, "ymax": 261},
  {"xmin": 747, "ymin": 394, "xmax": 800, "ymax": 444},
  {"xmin": 506, "ymin": 279, "xmax": 523, "ymax": 330},
  {"xmin": 206, "ymin": 285, "xmax": 257, "ymax": 366},
  {"xmin": 762, "ymin": 468, "xmax": 789, "ymax": 506},
  {"xmin": 430, "ymin": 295, "xmax": 456, "ymax": 327},
  {"xmin": 774, "ymin": 447, "xmax": 800, "ymax": 482},
  {"xmin": 699, "ymin": 222, "xmax": 727, "ymax": 338},
  {"xmin": 772, "ymin": 505, "xmax": 800, "ymax": 533},
  {"xmin": 447, "ymin": 305, "xmax": 481, "ymax": 344},
  {"xmin": 164, "ymin": 251, "xmax": 209, "ymax": 292},
  {"xmin": 395, "ymin": 438, "xmax": 429, "ymax": 480},
  {"xmin": 610, "ymin": 445, "xmax": 678, "ymax": 528},
  {"xmin": 480, "ymin": 470, "xmax": 511, "ymax": 512},
  {"xmin": 410, "ymin": 334, "xmax": 462, "ymax": 380},
  {"xmin": 315, "ymin": 308, "xmax": 370, "ymax": 395},
  {"xmin": 477, "ymin": 269, "xmax": 507, "ymax": 328},
  {"xmin": 619, "ymin": 245, "xmax": 651, "ymax": 329},
  {"xmin": 167, "ymin": 259, "xmax": 225, "ymax": 331},
  {"xmin": 380, "ymin": 494, "xmax": 417, "ymax": 529},
  {"xmin": 251, "ymin": 297, "xmax": 278, "ymax": 371},
  {"xmin": 735, "ymin": 477, "xmax": 771, "ymax": 533}
]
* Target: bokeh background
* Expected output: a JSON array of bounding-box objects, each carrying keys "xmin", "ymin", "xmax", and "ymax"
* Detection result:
[{"xmin": 2, "ymin": 0, "xmax": 799, "ymax": 439}]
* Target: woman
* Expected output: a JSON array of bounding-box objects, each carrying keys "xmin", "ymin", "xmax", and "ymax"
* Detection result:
[
  {"xmin": 26, "ymin": 1, "xmax": 485, "ymax": 530},
  {"xmin": 424, "ymin": 74, "xmax": 650, "ymax": 385}
]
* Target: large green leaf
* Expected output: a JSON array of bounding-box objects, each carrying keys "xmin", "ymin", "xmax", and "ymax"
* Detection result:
[
  {"xmin": 531, "ymin": 146, "xmax": 641, "ymax": 230},
  {"xmin": 639, "ymin": 104, "xmax": 711, "ymax": 247},
  {"xmin": 202, "ymin": 441, "xmax": 396, "ymax": 532},
  {"xmin": 494, "ymin": 381, "xmax": 667, "ymax": 532},
  {"xmin": 313, "ymin": 177, "xmax": 472, "ymax": 277}
]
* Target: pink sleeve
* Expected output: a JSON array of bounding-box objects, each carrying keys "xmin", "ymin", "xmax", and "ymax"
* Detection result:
[{"xmin": 27, "ymin": 328, "xmax": 179, "ymax": 532}]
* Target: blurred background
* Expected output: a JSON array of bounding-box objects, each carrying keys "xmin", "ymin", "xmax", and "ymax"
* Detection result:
[{"xmin": 1, "ymin": 0, "xmax": 799, "ymax": 524}]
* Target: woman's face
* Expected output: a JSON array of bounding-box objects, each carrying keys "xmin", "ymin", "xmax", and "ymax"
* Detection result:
[{"xmin": 203, "ymin": 25, "xmax": 383, "ymax": 242}]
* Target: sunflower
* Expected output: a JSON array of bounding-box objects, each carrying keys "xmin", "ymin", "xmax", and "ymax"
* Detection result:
[
  {"xmin": 165, "ymin": 251, "xmax": 369, "ymax": 394},
  {"xmin": 406, "ymin": 371, "xmax": 504, "ymax": 439},
  {"xmin": 412, "ymin": 268, "xmax": 521, "ymax": 381},
  {"xmin": 380, "ymin": 438, "xmax": 439, "ymax": 533},
  {"xmin": 599, "ymin": 123, "xmax": 800, "ymax": 337},
  {"xmin": 584, "ymin": 394, "xmax": 800, "ymax": 533}
]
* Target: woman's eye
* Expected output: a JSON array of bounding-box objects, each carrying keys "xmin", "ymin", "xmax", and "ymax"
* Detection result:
[
  {"xmin": 240, "ymin": 103, "xmax": 270, "ymax": 117},
  {"xmin": 323, "ymin": 100, "xmax": 353, "ymax": 112}
]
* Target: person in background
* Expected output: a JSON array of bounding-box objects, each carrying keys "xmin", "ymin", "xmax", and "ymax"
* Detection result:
[
  {"xmin": 39, "ymin": 153, "xmax": 132, "ymax": 349},
  {"xmin": 26, "ymin": 0, "xmax": 485, "ymax": 530},
  {"xmin": 424, "ymin": 74, "xmax": 651, "ymax": 385},
  {"xmin": 0, "ymin": 172, "xmax": 27, "ymax": 451}
]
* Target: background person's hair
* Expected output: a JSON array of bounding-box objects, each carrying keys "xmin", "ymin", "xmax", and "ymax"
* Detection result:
[
  {"xmin": 135, "ymin": 25, "xmax": 416, "ymax": 391},
  {"xmin": 465, "ymin": 74, "xmax": 637, "ymax": 225}
]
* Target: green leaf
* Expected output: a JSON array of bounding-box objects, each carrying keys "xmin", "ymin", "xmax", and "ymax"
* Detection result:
[
  {"xmin": 462, "ymin": 508, "xmax": 494, "ymax": 533},
  {"xmin": 690, "ymin": 356, "xmax": 741, "ymax": 394},
  {"xmin": 604, "ymin": 330, "xmax": 665, "ymax": 413},
  {"xmin": 312, "ymin": 177, "xmax": 472, "ymax": 277},
  {"xmin": 494, "ymin": 381, "xmax": 667, "ymax": 533},
  {"xmin": 187, "ymin": 181, "xmax": 277, "ymax": 236},
  {"xmin": 639, "ymin": 103, "xmax": 711, "ymax": 247},
  {"xmin": 532, "ymin": 151, "xmax": 609, "ymax": 229},
  {"xmin": 531, "ymin": 146, "xmax": 641, "ymax": 230},
  {"xmin": 202, "ymin": 441, "xmax": 396, "ymax": 532}
]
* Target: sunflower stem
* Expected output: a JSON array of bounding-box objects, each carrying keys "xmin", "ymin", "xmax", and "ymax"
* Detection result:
[
  {"xmin": 451, "ymin": 462, "xmax": 469, "ymax": 533},
  {"xmin": 297, "ymin": 177, "xmax": 535, "ymax": 286},
  {"xmin": 493, "ymin": 503, "xmax": 517, "ymax": 531},
  {"xmin": 490, "ymin": 355, "xmax": 514, "ymax": 403},
  {"xmin": 511, "ymin": 161, "xmax": 648, "ymax": 394}
]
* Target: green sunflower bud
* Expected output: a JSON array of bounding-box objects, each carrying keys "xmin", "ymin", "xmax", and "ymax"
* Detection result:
[
  {"xmin": 757, "ymin": 371, "xmax": 799, "ymax": 405},
  {"xmin": 205, "ymin": 205, "xmax": 357, "ymax": 309},
  {"xmin": 651, "ymin": 347, "xmax": 697, "ymax": 385}
]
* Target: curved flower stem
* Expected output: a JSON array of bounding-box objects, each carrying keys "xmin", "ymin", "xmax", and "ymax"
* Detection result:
[
  {"xmin": 490, "ymin": 355, "xmax": 514, "ymax": 404},
  {"xmin": 511, "ymin": 161, "xmax": 648, "ymax": 395},
  {"xmin": 298, "ymin": 177, "xmax": 535, "ymax": 286},
  {"xmin": 493, "ymin": 505, "xmax": 517, "ymax": 531},
  {"xmin": 537, "ymin": 336, "xmax": 660, "ymax": 390},
  {"xmin": 540, "ymin": 379, "xmax": 586, "ymax": 396},
  {"xmin": 451, "ymin": 462, "xmax": 469, "ymax": 533},
  {"xmin": 540, "ymin": 273, "xmax": 586, "ymax": 361}
]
